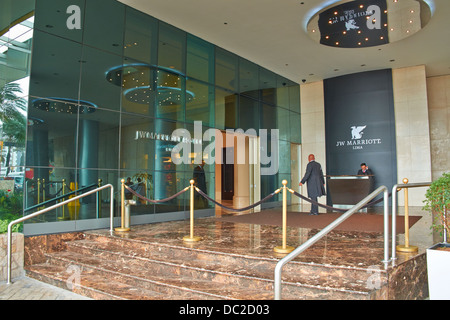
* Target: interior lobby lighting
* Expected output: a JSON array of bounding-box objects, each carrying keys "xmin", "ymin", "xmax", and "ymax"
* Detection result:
[
  {"xmin": 32, "ymin": 98, "xmax": 98, "ymax": 114},
  {"xmin": 306, "ymin": 0, "xmax": 434, "ymax": 48},
  {"xmin": 106, "ymin": 63, "xmax": 195, "ymax": 106}
]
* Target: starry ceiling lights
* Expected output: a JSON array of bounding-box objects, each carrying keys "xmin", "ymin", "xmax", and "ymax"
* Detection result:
[
  {"xmin": 307, "ymin": 0, "xmax": 433, "ymax": 48},
  {"xmin": 106, "ymin": 63, "xmax": 195, "ymax": 106}
]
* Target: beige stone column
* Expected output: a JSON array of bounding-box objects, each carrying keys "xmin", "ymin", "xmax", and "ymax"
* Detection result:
[
  {"xmin": 392, "ymin": 65, "xmax": 432, "ymax": 206},
  {"xmin": 300, "ymin": 81, "xmax": 326, "ymax": 210}
]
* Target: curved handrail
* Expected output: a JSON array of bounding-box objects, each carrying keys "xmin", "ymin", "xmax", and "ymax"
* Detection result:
[
  {"xmin": 274, "ymin": 185, "xmax": 390, "ymax": 300},
  {"xmin": 6, "ymin": 184, "xmax": 114, "ymax": 284},
  {"xmin": 391, "ymin": 181, "xmax": 431, "ymax": 261}
]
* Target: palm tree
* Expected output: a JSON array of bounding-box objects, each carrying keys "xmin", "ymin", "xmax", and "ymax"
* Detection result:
[
  {"xmin": 0, "ymin": 83, "xmax": 27, "ymax": 121},
  {"xmin": 0, "ymin": 82, "xmax": 27, "ymax": 176}
]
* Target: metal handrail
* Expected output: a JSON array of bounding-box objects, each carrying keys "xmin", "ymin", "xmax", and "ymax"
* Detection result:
[
  {"xmin": 391, "ymin": 181, "xmax": 431, "ymax": 261},
  {"xmin": 24, "ymin": 183, "xmax": 97, "ymax": 212},
  {"xmin": 7, "ymin": 184, "xmax": 114, "ymax": 284},
  {"xmin": 274, "ymin": 186, "xmax": 390, "ymax": 300}
]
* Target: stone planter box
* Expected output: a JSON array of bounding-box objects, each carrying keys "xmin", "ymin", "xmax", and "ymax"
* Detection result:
[
  {"xmin": 427, "ymin": 242, "xmax": 450, "ymax": 300},
  {"xmin": 0, "ymin": 233, "xmax": 24, "ymax": 281}
]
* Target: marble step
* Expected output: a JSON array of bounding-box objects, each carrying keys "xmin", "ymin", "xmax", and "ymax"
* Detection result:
[
  {"xmin": 24, "ymin": 230, "xmax": 388, "ymax": 300},
  {"xmin": 42, "ymin": 241, "xmax": 373, "ymax": 300},
  {"xmin": 83, "ymin": 232, "xmax": 387, "ymax": 294},
  {"xmin": 36, "ymin": 250, "xmax": 271, "ymax": 300},
  {"xmin": 72, "ymin": 235, "xmax": 380, "ymax": 299},
  {"xmin": 25, "ymin": 263, "xmax": 163, "ymax": 300}
]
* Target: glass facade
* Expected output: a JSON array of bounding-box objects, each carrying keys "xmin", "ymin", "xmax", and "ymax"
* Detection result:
[
  {"xmin": 0, "ymin": 0, "xmax": 34, "ymax": 230},
  {"xmin": 1, "ymin": 0, "xmax": 300, "ymax": 235}
]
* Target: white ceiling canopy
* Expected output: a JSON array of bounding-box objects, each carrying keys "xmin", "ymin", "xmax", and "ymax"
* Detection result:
[{"xmin": 120, "ymin": 0, "xmax": 450, "ymax": 83}]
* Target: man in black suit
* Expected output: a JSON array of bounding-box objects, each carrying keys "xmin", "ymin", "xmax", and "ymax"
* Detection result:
[
  {"xmin": 299, "ymin": 154, "xmax": 326, "ymax": 215},
  {"xmin": 193, "ymin": 160, "xmax": 207, "ymax": 208},
  {"xmin": 357, "ymin": 163, "xmax": 373, "ymax": 176},
  {"xmin": 357, "ymin": 162, "xmax": 374, "ymax": 191}
]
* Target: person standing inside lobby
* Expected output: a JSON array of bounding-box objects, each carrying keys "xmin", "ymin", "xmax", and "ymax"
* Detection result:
[
  {"xmin": 299, "ymin": 154, "xmax": 326, "ymax": 215},
  {"xmin": 357, "ymin": 163, "xmax": 373, "ymax": 176},
  {"xmin": 193, "ymin": 160, "xmax": 207, "ymax": 208},
  {"xmin": 357, "ymin": 162, "xmax": 374, "ymax": 191}
]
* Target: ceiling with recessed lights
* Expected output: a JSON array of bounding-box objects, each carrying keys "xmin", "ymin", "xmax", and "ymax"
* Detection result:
[{"xmin": 119, "ymin": 0, "xmax": 450, "ymax": 84}]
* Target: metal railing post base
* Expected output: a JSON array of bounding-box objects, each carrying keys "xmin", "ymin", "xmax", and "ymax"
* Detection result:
[
  {"xmin": 182, "ymin": 236, "xmax": 202, "ymax": 242},
  {"xmin": 274, "ymin": 246, "xmax": 295, "ymax": 254}
]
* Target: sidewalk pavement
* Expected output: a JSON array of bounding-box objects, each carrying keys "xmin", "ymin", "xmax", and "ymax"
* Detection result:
[{"xmin": 0, "ymin": 277, "xmax": 91, "ymax": 300}]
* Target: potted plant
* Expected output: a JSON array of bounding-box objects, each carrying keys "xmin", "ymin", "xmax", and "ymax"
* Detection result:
[{"xmin": 423, "ymin": 172, "xmax": 450, "ymax": 300}]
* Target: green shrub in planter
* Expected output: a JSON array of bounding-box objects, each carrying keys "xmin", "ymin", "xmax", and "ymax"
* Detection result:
[
  {"xmin": 423, "ymin": 172, "xmax": 450, "ymax": 238},
  {"xmin": 423, "ymin": 172, "xmax": 450, "ymax": 300}
]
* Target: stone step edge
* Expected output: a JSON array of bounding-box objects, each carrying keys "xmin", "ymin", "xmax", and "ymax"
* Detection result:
[
  {"xmin": 43, "ymin": 253, "xmax": 241, "ymax": 300},
  {"xmin": 62, "ymin": 241, "xmax": 374, "ymax": 296},
  {"xmin": 84, "ymin": 231, "xmax": 388, "ymax": 274},
  {"xmin": 25, "ymin": 266, "xmax": 128, "ymax": 300}
]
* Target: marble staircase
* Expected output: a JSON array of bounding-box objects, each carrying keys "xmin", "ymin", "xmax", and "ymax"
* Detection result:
[{"xmin": 24, "ymin": 229, "xmax": 390, "ymax": 300}]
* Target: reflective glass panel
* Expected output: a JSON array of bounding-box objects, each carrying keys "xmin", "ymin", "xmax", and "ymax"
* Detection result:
[
  {"xmin": 278, "ymin": 140, "xmax": 291, "ymax": 174},
  {"xmin": 259, "ymin": 67, "xmax": 276, "ymax": 105},
  {"xmin": 120, "ymin": 170, "xmax": 154, "ymax": 215},
  {"xmin": 118, "ymin": 60, "xmax": 156, "ymax": 117},
  {"xmin": 239, "ymin": 58, "xmax": 259, "ymax": 99},
  {"xmin": 289, "ymin": 85, "xmax": 301, "ymax": 113},
  {"xmin": 239, "ymin": 96, "xmax": 260, "ymax": 131},
  {"xmin": 215, "ymin": 48, "xmax": 237, "ymax": 92},
  {"xmin": 26, "ymin": 98, "xmax": 79, "ymax": 169},
  {"xmin": 260, "ymin": 103, "xmax": 277, "ymax": 131},
  {"xmin": 83, "ymin": 0, "xmax": 125, "ymax": 55},
  {"xmin": 158, "ymin": 22, "xmax": 186, "ymax": 73},
  {"xmin": 120, "ymin": 113, "xmax": 155, "ymax": 172},
  {"xmin": 215, "ymin": 88, "xmax": 237, "ymax": 130},
  {"xmin": 29, "ymin": 31, "xmax": 82, "ymax": 100},
  {"xmin": 276, "ymin": 76, "xmax": 290, "ymax": 109},
  {"xmin": 124, "ymin": 7, "xmax": 158, "ymax": 64},
  {"xmin": 277, "ymin": 107, "xmax": 290, "ymax": 141},
  {"xmin": 23, "ymin": 167, "xmax": 77, "ymax": 221},
  {"xmin": 187, "ymin": 35, "xmax": 214, "ymax": 84},
  {"xmin": 78, "ymin": 108, "xmax": 120, "ymax": 170},
  {"xmin": 79, "ymin": 46, "xmax": 123, "ymax": 112},
  {"xmin": 289, "ymin": 112, "xmax": 301, "ymax": 144},
  {"xmin": 34, "ymin": 0, "xmax": 84, "ymax": 43},
  {"xmin": 154, "ymin": 170, "xmax": 186, "ymax": 213},
  {"xmin": 186, "ymin": 79, "xmax": 214, "ymax": 126},
  {"xmin": 155, "ymin": 67, "xmax": 185, "ymax": 122}
]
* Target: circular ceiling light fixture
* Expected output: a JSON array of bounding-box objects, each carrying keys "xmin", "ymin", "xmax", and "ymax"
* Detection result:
[
  {"xmin": 106, "ymin": 63, "xmax": 195, "ymax": 106},
  {"xmin": 32, "ymin": 97, "xmax": 97, "ymax": 114},
  {"xmin": 306, "ymin": 0, "xmax": 434, "ymax": 48}
]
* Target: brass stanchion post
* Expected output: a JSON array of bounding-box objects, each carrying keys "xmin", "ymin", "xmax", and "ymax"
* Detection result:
[
  {"xmin": 396, "ymin": 178, "xmax": 418, "ymax": 253},
  {"xmin": 97, "ymin": 179, "xmax": 102, "ymax": 218},
  {"xmin": 37, "ymin": 178, "xmax": 40, "ymax": 204},
  {"xmin": 42, "ymin": 179, "xmax": 46, "ymax": 202},
  {"xmin": 58, "ymin": 179, "xmax": 66, "ymax": 220},
  {"xmin": 183, "ymin": 179, "xmax": 201, "ymax": 242},
  {"xmin": 115, "ymin": 179, "xmax": 130, "ymax": 232},
  {"xmin": 274, "ymin": 180, "xmax": 294, "ymax": 254}
]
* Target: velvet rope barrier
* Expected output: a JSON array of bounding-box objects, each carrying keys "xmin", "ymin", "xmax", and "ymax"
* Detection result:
[
  {"xmin": 123, "ymin": 183, "xmax": 189, "ymax": 203},
  {"xmin": 194, "ymin": 187, "xmax": 281, "ymax": 212}
]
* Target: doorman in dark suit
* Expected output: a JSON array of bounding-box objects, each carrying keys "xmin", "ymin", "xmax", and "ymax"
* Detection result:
[
  {"xmin": 193, "ymin": 160, "xmax": 207, "ymax": 208},
  {"xmin": 299, "ymin": 154, "xmax": 326, "ymax": 215}
]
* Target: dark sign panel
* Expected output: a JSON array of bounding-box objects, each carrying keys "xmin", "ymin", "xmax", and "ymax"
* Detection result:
[
  {"xmin": 324, "ymin": 69, "xmax": 397, "ymax": 204},
  {"xmin": 318, "ymin": 0, "xmax": 388, "ymax": 48}
]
